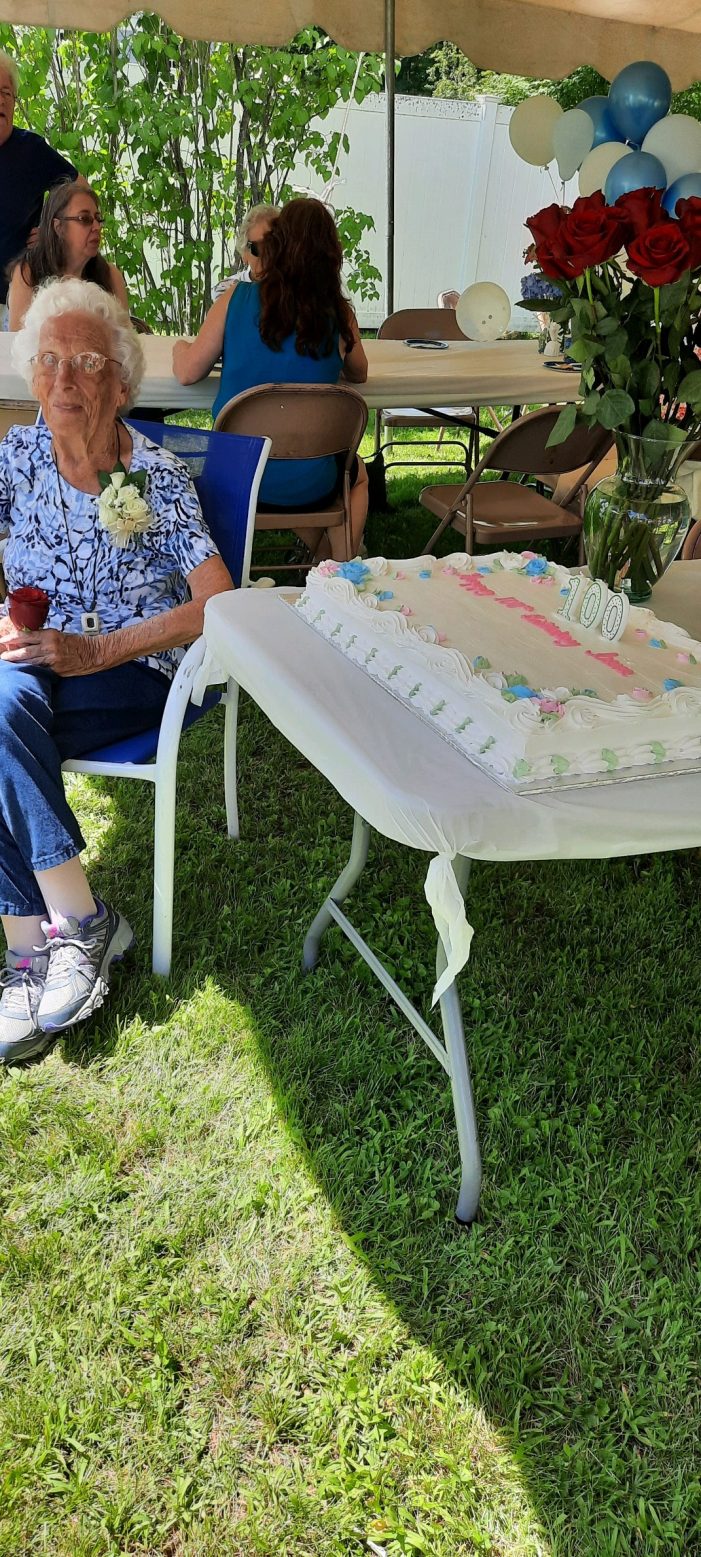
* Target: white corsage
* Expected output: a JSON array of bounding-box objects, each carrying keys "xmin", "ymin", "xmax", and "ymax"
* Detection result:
[{"xmin": 98, "ymin": 464, "xmax": 151, "ymax": 548}]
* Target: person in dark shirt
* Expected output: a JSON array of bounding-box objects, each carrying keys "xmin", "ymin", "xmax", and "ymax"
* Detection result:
[{"xmin": 0, "ymin": 50, "xmax": 79, "ymax": 308}]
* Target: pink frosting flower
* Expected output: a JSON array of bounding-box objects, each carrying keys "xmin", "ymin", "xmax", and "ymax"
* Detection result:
[
  {"xmin": 631, "ymin": 686, "xmax": 653, "ymax": 701},
  {"xmin": 634, "ymin": 628, "xmax": 647, "ymax": 640},
  {"xmin": 395, "ymin": 570, "xmax": 407, "ymax": 580},
  {"xmin": 400, "ymin": 604, "xmax": 414, "ymax": 616},
  {"xmin": 316, "ymin": 560, "xmax": 339, "ymax": 576},
  {"xmin": 521, "ymin": 550, "xmax": 537, "ymax": 560},
  {"xmin": 677, "ymin": 651, "xmax": 691, "ymax": 664},
  {"xmin": 538, "ymin": 698, "xmax": 565, "ymax": 716}
]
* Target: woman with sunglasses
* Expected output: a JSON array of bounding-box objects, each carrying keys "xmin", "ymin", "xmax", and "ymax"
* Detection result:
[
  {"xmin": 212, "ymin": 204, "xmax": 280, "ymax": 300},
  {"xmin": 174, "ymin": 197, "xmax": 368, "ymax": 562},
  {"xmin": 7, "ymin": 180, "xmax": 128, "ymax": 330}
]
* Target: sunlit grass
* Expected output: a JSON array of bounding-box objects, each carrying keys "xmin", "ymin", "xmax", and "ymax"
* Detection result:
[{"xmin": 0, "ymin": 441, "xmax": 699, "ymax": 1556}]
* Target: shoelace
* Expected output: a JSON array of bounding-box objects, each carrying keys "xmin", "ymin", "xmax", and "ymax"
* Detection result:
[
  {"xmin": 42, "ymin": 921, "xmax": 103, "ymax": 980},
  {"xmin": 0, "ymin": 963, "xmax": 44, "ymax": 1020}
]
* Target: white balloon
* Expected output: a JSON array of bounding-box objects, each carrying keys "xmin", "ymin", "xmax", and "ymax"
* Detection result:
[
  {"xmin": 642, "ymin": 114, "xmax": 701, "ymax": 186},
  {"xmin": 553, "ymin": 108, "xmax": 595, "ymax": 181},
  {"xmin": 456, "ymin": 283, "xmax": 511, "ymax": 342},
  {"xmin": 508, "ymin": 96, "xmax": 563, "ymax": 167},
  {"xmin": 578, "ymin": 140, "xmax": 632, "ymax": 196}
]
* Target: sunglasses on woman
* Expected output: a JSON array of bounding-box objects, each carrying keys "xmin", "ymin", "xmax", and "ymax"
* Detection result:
[{"xmin": 247, "ymin": 240, "xmax": 260, "ymax": 257}]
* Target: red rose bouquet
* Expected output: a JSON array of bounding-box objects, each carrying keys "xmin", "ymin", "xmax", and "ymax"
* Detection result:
[
  {"xmin": 524, "ymin": 190, "xmax": 701, "ymax": 445},
  {"xmin": 523, "ymin": 189, "xmax": 701, "ymax": 597}
]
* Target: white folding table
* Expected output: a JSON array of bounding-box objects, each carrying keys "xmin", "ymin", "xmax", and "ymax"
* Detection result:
[
  {"xmin": 201, "ymin": 564, "xmax": 701, "ymax": 1223},
  {"xmin": 0, "ymin": 335, "xmax": 581, "ymax": 414}
]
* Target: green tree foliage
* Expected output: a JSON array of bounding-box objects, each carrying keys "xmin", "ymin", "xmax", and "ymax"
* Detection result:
[
  {"xmin": 0, "ymin": 17, "xmax": 383, "ymax": 332},
  {"xmin": 399, "ymin": 40, "xmax": 701, "ymax": 120}
]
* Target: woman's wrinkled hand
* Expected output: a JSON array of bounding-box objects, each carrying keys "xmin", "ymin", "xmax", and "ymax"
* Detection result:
[{"xmin": 0, "ymin": 626, "xmax": 100, "ymax": 675}]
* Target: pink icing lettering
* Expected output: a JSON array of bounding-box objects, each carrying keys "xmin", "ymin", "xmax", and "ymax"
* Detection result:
[
  {"xmin": 457, "ymin": 574, "xmax": 495, "ymax": 596},
  {"xmin": 585, "ymin": 650, "xmax": 634, "ymax": 677},
  {"xmin": 491, "ymin": 599, "xmax": 580, "ymax": 647}
]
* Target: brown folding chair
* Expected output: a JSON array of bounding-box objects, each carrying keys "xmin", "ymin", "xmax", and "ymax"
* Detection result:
[
  {"xmin": 682, "ymin": 520, "xmax": 701, "ymax": 559},
  {"xmin": 374, "ymin": 307, "xmax": 481, "ymax": 478},
  {"xmin": 419, "ymin": 407, "xmax": 613, "ymax": 559},
  {"xmin": 213, "ymin": 383, "xmax": 368, "ymax": 573}
]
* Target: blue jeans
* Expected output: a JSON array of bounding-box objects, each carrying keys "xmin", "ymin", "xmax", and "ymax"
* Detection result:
[{"xmin": 0, "ymin": 660, "xmax": 170, "ymax": 916}]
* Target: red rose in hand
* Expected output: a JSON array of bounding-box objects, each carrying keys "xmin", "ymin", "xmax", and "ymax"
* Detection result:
[
  {"xmin": 676, "ymin": 196, "xmax": 701, "ymax": 268},
  {"xmin": 613, "ymin": 186, "xmax": 667, "ymax": 241},
  {"xmin": 626, "ymin": 221, "xmax": 692, "ymax": 286}
]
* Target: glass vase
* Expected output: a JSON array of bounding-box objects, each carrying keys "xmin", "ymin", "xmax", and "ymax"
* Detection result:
[{"xmin": 583, "ymin": 431, "xmax": 692, "ymax": 604}]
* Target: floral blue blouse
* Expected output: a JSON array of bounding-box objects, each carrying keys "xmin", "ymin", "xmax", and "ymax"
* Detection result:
[{"xmin": 0, "ymin": 420, "xmax": 218, "ymax": 679}]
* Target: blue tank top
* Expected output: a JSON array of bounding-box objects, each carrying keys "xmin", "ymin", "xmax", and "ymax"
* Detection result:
[{"xmin": 212, "ymin": 281, "xmax": 344, "ymax": 507}]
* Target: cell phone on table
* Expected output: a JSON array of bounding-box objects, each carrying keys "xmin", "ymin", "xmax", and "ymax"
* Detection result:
[{"xmin": 404, "ymin": 338, "xmax": 449, "ymax": 349}]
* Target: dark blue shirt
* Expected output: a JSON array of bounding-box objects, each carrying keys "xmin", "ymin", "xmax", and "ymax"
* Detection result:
[
  {"xmin": 212, "ymin": 280, "xmax": 343, "ymax": 506},
  {"xmin": 0, "ymin": 128, "xmax": 77, "ymax": 301}
]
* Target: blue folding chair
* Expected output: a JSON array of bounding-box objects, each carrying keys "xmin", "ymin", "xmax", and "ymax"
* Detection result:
[{"xmin": 62, "ymin": 422, "xmax": 270, "ymax": 976}]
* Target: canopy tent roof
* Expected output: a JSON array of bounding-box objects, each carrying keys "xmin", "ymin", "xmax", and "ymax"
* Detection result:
[{"xmin": 4, "ymin": 0, "xmax": 701, "ymax": 87}]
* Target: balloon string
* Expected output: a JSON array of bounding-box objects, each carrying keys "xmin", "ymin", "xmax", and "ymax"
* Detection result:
[{"xmin": 546, "ymin": 166, "xmax": 561, "ymax": 201}]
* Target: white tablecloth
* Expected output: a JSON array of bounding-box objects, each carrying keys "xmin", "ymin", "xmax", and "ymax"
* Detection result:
[
  {"xmin": 202, "ymin": 562, "xmax": 701, "ymax": 1002},
  {"xmin": 0, "ymin": 336, "xmax": 579, "ymax": 413}
]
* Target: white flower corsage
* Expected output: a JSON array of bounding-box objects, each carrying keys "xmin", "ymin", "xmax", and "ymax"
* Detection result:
[{"xmin": 98, "ymin": 464, "xmax": 151, "ymax": 548}]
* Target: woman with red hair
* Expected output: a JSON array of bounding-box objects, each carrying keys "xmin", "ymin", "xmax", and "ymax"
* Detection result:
[{"xmin": 173, "ymin": 198, "xmax": 368, "ymax": 560}]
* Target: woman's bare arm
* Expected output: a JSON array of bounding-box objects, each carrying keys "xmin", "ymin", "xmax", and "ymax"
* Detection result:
[
  {"xmin": 1, "ymin": 555, "xmax": 234, "ymax": 676},
  {"xmin": 172, "ymin": 289, "xmax": 234, "ymax": 385},
  {"xmin": 341, "ymin": 312, "xmax": 368, "ymax": 384},
  {"xmin": 7, "ymin": 263, "xmax": 34, "ymax": 332}
]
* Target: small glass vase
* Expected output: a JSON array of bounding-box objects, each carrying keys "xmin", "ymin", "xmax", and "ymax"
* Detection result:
[{"xmin": 583, "ymin": 431, "xmax": 692, "ymax": 604}]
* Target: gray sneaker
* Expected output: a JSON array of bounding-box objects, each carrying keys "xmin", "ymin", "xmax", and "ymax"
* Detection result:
[
  {"xmin": 38, "ymin": 901, "xmax": 134, "ymax": 1034},
  {"xmin": 0, "ymin": 948, "xmax": 51, "ymax": 1063}
]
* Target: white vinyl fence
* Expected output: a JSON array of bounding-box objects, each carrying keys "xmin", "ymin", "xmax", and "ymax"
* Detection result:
[{"xmin": 296, "ymin": 93, "xmax": 575, "ymax": 330}]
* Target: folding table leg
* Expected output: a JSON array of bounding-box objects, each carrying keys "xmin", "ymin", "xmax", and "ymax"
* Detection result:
[
  {"xmin": 436, "ymin": 855, "xmax": 482, "ymax": 1225},
  {"xmin": 302, "ymin": 817, "xmax": 482, "ymax": 1223},
  {"xmin": 302, "ymin": 812, "xmax": 370, "ymax": 970}
]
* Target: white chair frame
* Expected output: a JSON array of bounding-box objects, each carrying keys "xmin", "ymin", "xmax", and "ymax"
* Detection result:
[{"xmin": 62, "ymin": 435, "xmax": 270, "ymax": 977}]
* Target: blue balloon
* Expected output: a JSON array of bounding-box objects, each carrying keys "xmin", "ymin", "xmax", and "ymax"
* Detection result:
[
  {"xmin": 608, "ymin": 61, "xmax": 672, "ymax": 145},
  {"xmin": 579, "ymin": 95, "xmax": 618, "ymax": 148},
  {"xmin": 604, "ymin": 151, "xmax": 667, "ymax": 204},
  {"xmin": 662, "ymin": 172, "xmax": 701, "ymax": 215}
]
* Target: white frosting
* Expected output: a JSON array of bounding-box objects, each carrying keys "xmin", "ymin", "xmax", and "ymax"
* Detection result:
[{"xmin": 294, "ymin": 552, "xmax": 701, "ymax": 788}]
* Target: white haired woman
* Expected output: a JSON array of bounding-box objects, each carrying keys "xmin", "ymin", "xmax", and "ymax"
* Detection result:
[
  {"xmin": 0, "ymin": 277, "xmax": 233, "ymax": 1064},
  {"xmin": 212, "ymin": 203, "xmax": 280, "ymax": 300}
]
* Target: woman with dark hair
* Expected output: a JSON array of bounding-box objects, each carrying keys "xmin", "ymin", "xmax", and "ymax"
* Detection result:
[
  {"xmin": 7, "ymin": 180, "xmax": 128, "ymax": 330},
  {"xmin": 173, "ymin": 197, "xmax": 368, "ymax": 559}
]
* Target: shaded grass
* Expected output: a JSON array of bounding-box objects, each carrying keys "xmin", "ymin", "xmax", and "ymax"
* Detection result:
[{"xmin": 1, "ymin": 442, "xmax": 700, "ymax": 1557}]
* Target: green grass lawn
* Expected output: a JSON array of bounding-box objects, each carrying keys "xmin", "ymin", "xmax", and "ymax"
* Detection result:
[{"xmin": 1, "ymin": 429, "xmax": 700, "ymax": 1557}]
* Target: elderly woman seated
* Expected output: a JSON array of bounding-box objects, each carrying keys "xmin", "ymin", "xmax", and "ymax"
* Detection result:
[{"xmin": 0, "ymin": 277, "xmax": 232, "ymax": 1065}]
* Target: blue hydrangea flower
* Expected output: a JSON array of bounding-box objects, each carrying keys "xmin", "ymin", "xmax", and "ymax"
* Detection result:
[
  {"xmin": 375, "ymin": 589, "xmax": 394, "ymax": 601},
  {"xmin": 520, "ymin": 273, "xmax": 564, "ymax": 303},
  {"xmin": 523, "ymin": 557, "xmax": 549, "ymax": 577},
  {"xmin": 477, "ymin": 566, "xmax": 492, "ymax": 575},
  {"xmin": 337, "ymin": 561, "xmax": 371, "ymax": 585},
  {"xmin": 511, "ymin": 684, "xmax": 538, "ymax": 699},
  {"xmin": 418, "ymin": 569, "xmax": 432, "ymax": 579},
  {"xmin": 663, "ymin": 677, "xmax": 683, "ymax": 691}
]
